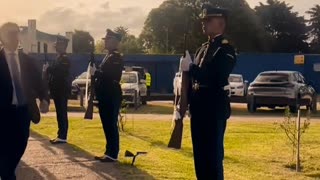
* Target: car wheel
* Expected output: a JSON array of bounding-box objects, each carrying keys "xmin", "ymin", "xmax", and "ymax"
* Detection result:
[
  {"xmin": 309, "ymin": 95, "xmax": 317, "ymax": 113},
  {"xmin": 247, "ymin": 96, "xmax": 257, "ymax": 113},
  {"xmin": 289, "ymin": 105, "xmax": 298, "ymax": 113},
  {"xmin": 247, "ymin": 103, "xmax": 257, "ymax": 113},
  {"xmin": 142, "ymin": 96, "xmax": 147, "ymax": 105},
  {"xmin": 290, "ymin": 95, "xmax": 302, "ymax": 113}
]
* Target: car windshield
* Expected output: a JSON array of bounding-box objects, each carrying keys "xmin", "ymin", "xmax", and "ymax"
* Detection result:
[
  {"xmin": 78, "ymin": 72, "xmax": 88, "ymax": 79},
  {"xmin": 256, "ymin": 73, "xmax": 289, "ymax": 82},
  {"xmin": 229, "ymin": 76, "xmax": 242, "ymax": 82},
  {"xmin": 121, "ymin": 73, "xmax": 137, "ymax": 83}
]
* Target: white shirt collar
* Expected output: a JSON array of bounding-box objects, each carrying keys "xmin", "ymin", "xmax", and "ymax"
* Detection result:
[{"xmin": 3, "ymin": 47, "xmax": 18, "ymax": 55}]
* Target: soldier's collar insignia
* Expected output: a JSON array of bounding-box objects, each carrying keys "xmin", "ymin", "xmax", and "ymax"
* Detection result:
[{"xmin": 222, "ymin": 39, "xmax": 229, "ymax": 44}]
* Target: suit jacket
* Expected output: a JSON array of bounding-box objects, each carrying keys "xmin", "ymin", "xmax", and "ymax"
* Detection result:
[{"xmin": 0, "ymin": 48, "xmax": 49, "ymax": 123}]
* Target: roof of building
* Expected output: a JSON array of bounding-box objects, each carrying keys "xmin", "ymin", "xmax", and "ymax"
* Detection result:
[
  {"xmin": 36, "ymin": 30, "xmax": 58, "ymax": 41},
  {"xmin": 19, "ymin": 26, "xmax": 68, "ymax": 42}
]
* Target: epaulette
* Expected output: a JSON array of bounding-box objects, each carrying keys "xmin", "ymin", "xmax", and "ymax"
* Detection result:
[
  {"xmin": 222, "ymin": 39, "xmax": 229, "ymax": 44},
  {"xmin": 112, "ymin": 51, "xmax": 123, "ymax": 57}
]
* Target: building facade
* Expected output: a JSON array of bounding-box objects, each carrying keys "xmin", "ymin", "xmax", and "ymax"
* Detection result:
[{"xmin": 19, "ymin": 19, "xmax": 73, "ymax": 54}]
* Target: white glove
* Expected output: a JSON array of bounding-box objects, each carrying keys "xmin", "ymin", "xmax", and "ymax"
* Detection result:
[
  {"xmin": 89, "ymin": 64, "xmax": 96, "ymax": 76},
  {"xmin": 42, "ymin": 62, "xmax": 49, "ymax": 72},
  {"xmin": 179, "ymin": 50, "xmax": 192, "ymax": 72},
  {"xmin": 39, "ymin": 100, "xmax": 49, "ymax": 113},
  {"xmin": 172, "ymin": 109, "xmax": 181, "ymax": 121}
]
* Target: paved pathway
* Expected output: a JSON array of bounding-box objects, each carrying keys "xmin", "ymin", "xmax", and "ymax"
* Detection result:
[{"xmin": 16, "ymin": 134, "xmax": 154, "ymax": 180}]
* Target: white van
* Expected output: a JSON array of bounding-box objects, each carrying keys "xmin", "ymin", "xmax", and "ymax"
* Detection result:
[{"xmin": 121, "ymin": 71, "xmax": 147, "ymax": 105}]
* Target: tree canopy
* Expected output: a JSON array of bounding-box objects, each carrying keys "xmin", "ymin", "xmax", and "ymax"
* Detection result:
[
  {"xmin": 140, "ymin": 0, "xmax": 272, "ymax": 54},
  {"xmin": 72, "ymin": 30, "xmax": 94, "ymax": 53},
  {"xmin": 307, "ymin": 4, "xmax": 320, "ymax": 53},
  {"xmin": 255, "ymin": 0, "xmax": 309, "ymax": 53}
]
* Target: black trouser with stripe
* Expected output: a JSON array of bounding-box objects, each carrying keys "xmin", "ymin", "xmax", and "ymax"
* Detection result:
[
  {"xmin": 97, "ymin": 95, "xmax": 121, "ymax": 159},
  {"xmin": 189, "ymin": 90, "xmax": 229, "ymax": 180},
  {"xmin": 0, "ymin": 105, "xmax": 30, "ymax": 180},
  {"xmin": 53, "ymin": 96, "xmax": 69, "ymax": 140}
]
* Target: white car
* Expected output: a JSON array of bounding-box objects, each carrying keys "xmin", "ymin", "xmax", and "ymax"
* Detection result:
[
  {"xmin": 173, "ymin": 72, "xmax": 182, "ymax": 96},
  {"xmin": 121, "ymin": 71, "xmax": 148, "ymax": 105},
  {"xmin": 228, "ymin": 74, "xmax": 246, "ymax": 97}
]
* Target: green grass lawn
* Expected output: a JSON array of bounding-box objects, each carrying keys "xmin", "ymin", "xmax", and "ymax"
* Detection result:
[{"xmin": 31, "ymin": 116, "xmax": 320, "ymax": 180}]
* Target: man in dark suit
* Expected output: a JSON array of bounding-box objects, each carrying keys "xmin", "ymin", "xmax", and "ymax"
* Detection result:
[{"xmin": 0, "ymin": 22, "xmax": 50, "ymax": 180}]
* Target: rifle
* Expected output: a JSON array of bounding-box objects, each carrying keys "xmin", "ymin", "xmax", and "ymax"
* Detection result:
[
  {"xmin": 168, "ymin": 34, "xmax": 190, "ymax": 149},
  {"xmin": 42, "ymin": 43, "xmax": 49, "ymax": 81},
  {"xmin": 84, "ymin": 40, "xmax": 96, "ymax": 120}
]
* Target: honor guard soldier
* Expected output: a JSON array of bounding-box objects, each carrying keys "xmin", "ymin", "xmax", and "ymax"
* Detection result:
[
  {"xmin": 93, "ymin": 29, "xmax": 124, "ymax": 162},
  {"xmin": 46, "ymin": 35, "xmax": 71, "ymax": 144},
  {"xmin": 179, "ymin": 5, "xmax": 236, "ymax": 180}
]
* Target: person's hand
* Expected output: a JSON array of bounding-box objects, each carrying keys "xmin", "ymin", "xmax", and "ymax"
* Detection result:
[
  {"xmin": 89, "ymin": 64, "xmax": 97, "ymax": 76},
  {"xmin": 172, "ymin": 109, "xmax": 181, "ymax": 121},
  {"xmin": 179, "ymin": 50, "xmax": 192, "ymax": 72},
  {"xmin": 42, "ymin": 62, "xmax": 49, "ymax": 72},
  {"xmin": 39, "ymin": 100, "xmax": 49, "ymax": 113}
]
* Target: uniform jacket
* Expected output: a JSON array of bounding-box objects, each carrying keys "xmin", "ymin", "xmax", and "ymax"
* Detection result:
[
  {"xmin": 47, "ymin": 53, "xmax": 71, "ymax": 98},
  {"xmin": 95, "ymin": 50, "xmax": 124, "ymax": 101},
  {"xmin": 189, "ymin": 35, "xmax": 236, "ymax": 119}
]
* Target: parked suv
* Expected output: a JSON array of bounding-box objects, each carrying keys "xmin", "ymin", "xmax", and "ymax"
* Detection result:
[{"xmin": 247, "ymin": 71, "xmax": 317, "ymax": 113}]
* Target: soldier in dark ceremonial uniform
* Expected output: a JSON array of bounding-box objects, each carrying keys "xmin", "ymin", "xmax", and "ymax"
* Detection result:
[
  {"xmin": 93, "ymin": 29, "xmax": 124, "ymax": 162},
  {"xmin": 46, "ymin": 36, "xmax": 71, "ymax": 144},
  {"xmin": 180, "ymin": 5, "xmax": 236, "ymax": 180}
]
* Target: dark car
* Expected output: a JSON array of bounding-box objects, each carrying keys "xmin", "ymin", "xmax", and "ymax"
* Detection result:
[{"xmin": 247, "ymin": 71, "xmax": 317, "ymax": 113}]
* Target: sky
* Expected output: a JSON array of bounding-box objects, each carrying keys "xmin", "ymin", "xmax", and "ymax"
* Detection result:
[{"xmin": 0, "ymin": 0, "xmax": 319, "ymax": 39}]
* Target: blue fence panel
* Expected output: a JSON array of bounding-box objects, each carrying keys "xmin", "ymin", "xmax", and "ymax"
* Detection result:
[{"xmin": 29, "ymin": 53, "xmax": 320, "ymax": 93}]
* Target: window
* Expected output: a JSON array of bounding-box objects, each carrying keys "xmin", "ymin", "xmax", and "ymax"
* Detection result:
[
  {"xmin": 37, "ymin": 41, "xmax": 41, "ymax": 53},
  {"xmin": 228, "ymin": 76, "xmax": 243, "ymax": 83},
  {"xmin": 255, "ymin": 73, "xmax": 289, "ymax": 83},
  {"xmin": 121, "ymin": 73, "xmax": 137, "ymax": 83},
  {"xmin": 298, "ymin": 73, "xmax": 306, "ymax": 84},
  {"xmin": 292, "ymin": 73, "xmax": 299, "ymax": 82}
]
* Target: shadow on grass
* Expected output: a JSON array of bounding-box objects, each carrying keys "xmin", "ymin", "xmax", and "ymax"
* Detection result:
[
  {"xmin": 306, "ymin": 172, "xmax": 320, "ymax": 178},
  {"xmin": 30, "ymin": 131, "xmax": 155, "ymax": 180},
  {"xmin": 125, "ymin": 132, "xmax": 195, "ymax": 158}
]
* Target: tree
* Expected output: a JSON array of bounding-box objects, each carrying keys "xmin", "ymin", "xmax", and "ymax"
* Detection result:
[
  {"xmin": 114, "ymin": 26, "xmax": 129, "ymax": 38},
  {"xmin": 307, "ymin": 5, "xmax": 320, "ymax": 53},
  {"xmin": 255, "ymin": 0, "xmax": 309, "ymax": 53},
  {"xmin": 114, "ymin": 26, "xmax": 144, "ymax": 54},
  {"xmin": 95, "ymin": 40, "xmax": 105, "ymax": 54},
  {"xmin": 140, "ymin": 0, "xmax": 271, "ymax": 54},
  {"xmin": 72, "ymin": 30, "xmax": 94, "ymax": 53}
]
